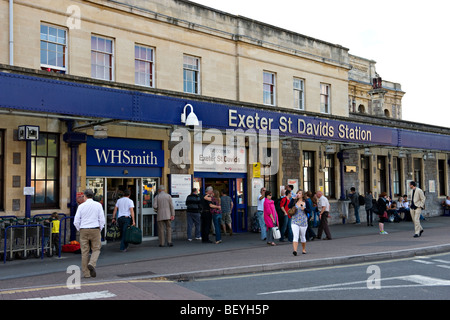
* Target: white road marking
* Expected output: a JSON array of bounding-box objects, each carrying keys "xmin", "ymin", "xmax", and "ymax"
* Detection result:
[
  {"xmin": 403, "ymin": 275, "xmax": 450, "ymax": 286},
  {"xmin": 258, "ymin": 275, "xmax": 450, "ymax": 295},
  {"xmin": 437, "ymin": 265, "xmax": 450, "ymax": 270},
  {"xmin": 21, "ymin": 290, "xmax": 116, "ymax": 300},
  {"xmin": 412, "ymin": 259, "xmax": 435, "ymax": 264},
  {"xmin": 433, "ymin": 259, "xmax": 450, "ymax": 264}
]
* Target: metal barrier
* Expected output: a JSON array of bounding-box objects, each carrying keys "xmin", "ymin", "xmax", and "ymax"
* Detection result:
[
  {"xmin": 3, "ymin": 224, "xmax": 44, "ymax": 263},
  {"xmin": 0, "ymin": 214, "xmax": 73, "ymax": 263}
]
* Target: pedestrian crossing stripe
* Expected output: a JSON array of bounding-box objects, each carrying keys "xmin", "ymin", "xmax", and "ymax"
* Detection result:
[
  {"xmin": 21, "ymin": 290, "xmax": 116, "ymax": 300},
  {"xmin": 258, "ymin": 275, "xmax": 450, "ymax": 295}
]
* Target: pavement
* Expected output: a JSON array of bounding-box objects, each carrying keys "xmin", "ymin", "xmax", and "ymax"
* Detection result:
[{"xmin": 1, "ymin": 216, "xmax": 450, "ymax": 288}]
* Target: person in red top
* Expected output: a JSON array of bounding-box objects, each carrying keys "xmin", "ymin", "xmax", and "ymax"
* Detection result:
[
  {"xmin": 279, "ymin": 190, "xmax": 293, "ymax": 242},
  {"xmin": 263, "ymin": 190, "xmax": 279, "ymax": 246}
]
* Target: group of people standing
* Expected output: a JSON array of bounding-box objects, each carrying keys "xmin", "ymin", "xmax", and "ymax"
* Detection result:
[
  {"xmin": 255, "ymin": 180, "xmax": 427, "ymax": 257},
  {"xmin": 71, "ymin": 180, "xmax": 427, "ymax": 278},
  {"xmin": 185, "ymin": 186, "xmax": 234, "ymax": 244},
  {"xmin": 351, "ymin": 181, "xmax": 426, "ymax": 237},
  {"xmin": 256, "ymin": 186, "xmax": 332, "ymax": 256}
]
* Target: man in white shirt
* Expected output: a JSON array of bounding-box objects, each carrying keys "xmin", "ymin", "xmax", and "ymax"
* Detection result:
[
  {"xmin": 74, "ymin": 189, "xmax": 105, "ymax": 278},
  {"xmin": 112, "ymin": 189, "xmax": 135, "ymax": 251},
  {"xmin": 316, "ymin": 190, "xmax": 332, "ymax": 240}
]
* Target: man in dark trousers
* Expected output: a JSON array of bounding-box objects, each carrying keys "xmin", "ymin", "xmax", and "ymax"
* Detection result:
[
  {"xmin": 200, "ymin": 186, "xmax": 214, "ymax": 243},
  {"xmin": 316, "ymin": 190, "xmax": 332, "ymax": 240},
  {"xmin": 349, "ymin": 187, "xmax": 361, "ymax": 224},
  {"xmin": 185, "ymin": 188, "xmax": 202, "ymax": 241}
]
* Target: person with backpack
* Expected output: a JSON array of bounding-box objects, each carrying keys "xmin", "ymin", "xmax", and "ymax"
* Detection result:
[{"xmin": 279, "ymin": 190, "xmax": 293, "ymax": 242}]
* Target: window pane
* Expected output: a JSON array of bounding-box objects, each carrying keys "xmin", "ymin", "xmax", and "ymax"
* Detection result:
[
  {"xmin": 184, "ymin": 55, "xmax": 199, "ymax": 70},
  {"xmin": 40, "ymin": 25, "xmax": 48, "ymax": 40},
  {"xmin": 91, "ymin": 36, "xmax": 97, "ymax": 50},
  {"xmin": 48, "ymin": 50, "xmax": 56, "ymax": 66},
  {"xmin": 46, "ymin": 158, "xmax": 55, "ymax": 179},
  {"xmin": 31, "ymin": 140, "xmax": 37, "ymax": 156},
  {"xmin": 35, "ymin": 158, "xmax": 46, "ymax": 179},
  {"xmin": 48, "ymin": 26, "xmax": 57, "ymax": 43},
  {"xmin": 35, "ymin": 181, "xmax": 46, "ymax": 204},
  {"xmin": 56, "ymin": 52, "xmax": 64, "ymax": 68},
  {"xmin": 48, "ymin": 42, "xmax": 56, "ymax": 53},
  {"xmin": 140, "ymin": 47, "xmax": 146, "ymax": 60},
  {"xmin": 134, "ymin": 45, "xmax": 140, "ymax": 58},
  {"xmin": 263, "ymin": 72, "xmax": 274, "ymax": 84},
  {"xmin": 46, "ymin": 181, "xmax": 55, "ymax": 203},
  {"xmin": 36, "ymin": 137, "xmax": 46, "ymax": 156},
  {"xmin": 47, "ymin": 134, "xmax": 58, "ymax": 156},
  {"xmin": 40, "ymin": 49, "xmax": 47, "ymax": 65},
  {"xmin": 105, "ymin": 39, "xmax": 113, "ymax": 53},
  {"xmin": 97, "ymin": 66, "xmax": 104, "ymax": 79},
  {"xmin": 97, "ymin": 37, "xmax": 105, "ymax": 52},
  {"xmin": 57, "ymin": 29, "xmax": 66, "ymax": 44},
  {"xmin": 31, "ymin": 159, "xmax": 35, "ymax": 179}
]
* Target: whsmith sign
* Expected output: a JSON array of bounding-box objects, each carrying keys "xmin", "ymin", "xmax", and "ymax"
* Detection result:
[{"xmin": 87, "ymin": 146, "xmax": 164, "ymax": 167}]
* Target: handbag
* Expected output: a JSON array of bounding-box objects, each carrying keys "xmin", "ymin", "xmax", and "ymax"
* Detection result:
[
  {"xmin": 124, "ymin": 225, "xmax": 142, "ymax": 245},
  {"xmin": 272, "ymin": 226, "xmax": 281, "ymax": 239},
  {"xmin": 105, "ymin": 222, "xmax": 121, "ymax": 241},
  {"xmin": 288, "ymin": 206, "xmax": 297, "ymax": 217}
]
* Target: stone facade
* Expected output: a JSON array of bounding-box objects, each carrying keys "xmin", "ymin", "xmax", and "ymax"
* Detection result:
[{"xmin": 0, "ymin": 0, "xmax": 448, "ymax": 241}]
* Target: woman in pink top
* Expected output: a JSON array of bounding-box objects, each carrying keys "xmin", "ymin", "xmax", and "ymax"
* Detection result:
[{"xmin": 263, "ymin": 190, "xmax": 279, "ymax": 246}]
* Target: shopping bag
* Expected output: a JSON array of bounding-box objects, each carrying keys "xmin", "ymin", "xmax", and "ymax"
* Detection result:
[
  {"xmin": 124, "ymin": 225, "xmax": 142, "ymax": 245},
  {"xmin": 106, "ymin": 223, "xmax": 121, "ymax": 241},
  {"xmin": 272, "ymin": 226, "xmax": 281, "ymax": 240}
]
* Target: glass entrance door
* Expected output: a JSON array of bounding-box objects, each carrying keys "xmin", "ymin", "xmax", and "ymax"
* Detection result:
[
  {"xmin": 195, "ymin": 175, "xmax": 248, "ymax": 233},
  {"xmin": 137, "ymin": 178, "xmax": 159, "ymax": 238},
  {"xmin": 86, "ymin": 177, "xmax": 107, "ymax": 240},
  {"xmin": 230, "ymin": 178, "xmax": 247, "ymax": 233},
  {"xmin": 87, "ymin": 177, "xmax": 159, "ymax": 240}
]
